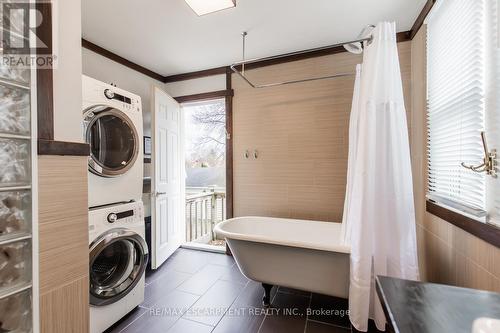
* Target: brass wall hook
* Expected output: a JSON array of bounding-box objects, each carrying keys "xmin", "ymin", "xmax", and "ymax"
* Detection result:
[{"xmin": 461, "ymin": 132, "xmax": 497, "ymax": 178}]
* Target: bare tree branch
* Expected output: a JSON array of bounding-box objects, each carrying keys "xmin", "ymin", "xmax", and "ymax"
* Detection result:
[{"xmin": 187, "ymin": 101, "xmax": 226, "ymax": 167}]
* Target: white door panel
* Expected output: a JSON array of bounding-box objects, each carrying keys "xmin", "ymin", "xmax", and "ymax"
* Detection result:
[
  {"xmin": 151, "ymin": 86, "xmax": 185, "ymax": 269},
  {"xmin": 159, "ymin": 129, "xmax": 168, "ymax": 183},
  {"xmin": 171, "ymin": 133, "xmax": 179, "ymax": 182},
  {"xmin": 159, "ymin": 198, "xmax": 168, "ymax": 244}
]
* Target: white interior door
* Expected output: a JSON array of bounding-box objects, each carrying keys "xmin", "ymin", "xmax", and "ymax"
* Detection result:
[{"xmin": 151, "ymin": 86, "xmax": 185, "ymax": 269}]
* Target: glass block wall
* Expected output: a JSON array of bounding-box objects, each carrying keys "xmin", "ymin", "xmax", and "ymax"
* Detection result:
[{"xmin": 0, "ymin": 63, "xmax": 34, "ymax": 332}]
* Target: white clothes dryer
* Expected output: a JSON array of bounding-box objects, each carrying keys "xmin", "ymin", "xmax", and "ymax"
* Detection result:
[{"xmin": 83, "ymin": 75, "xmax": 143, "ymax": 208}]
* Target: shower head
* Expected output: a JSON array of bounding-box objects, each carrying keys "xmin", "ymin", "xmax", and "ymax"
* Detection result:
[{"xmin": 343, "ymin": 24, "xmax": 375, "ymax": 54}]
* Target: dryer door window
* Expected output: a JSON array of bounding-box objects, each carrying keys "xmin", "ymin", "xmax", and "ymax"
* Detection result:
[
  {"xmin": 85, "ymin": 106, "xmax": 139, "ymax": 177},
  {"xmin": 89, "ymin": 229, "xmax": 148, "ymax": 306}
]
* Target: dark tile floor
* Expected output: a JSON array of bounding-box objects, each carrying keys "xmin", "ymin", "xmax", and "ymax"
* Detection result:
[{"xmin": 105, "ymin": 248, "xmax": 379, "ymax": 333}]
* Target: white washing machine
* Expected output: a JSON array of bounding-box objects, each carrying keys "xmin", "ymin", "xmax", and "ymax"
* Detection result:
[
  {"xmin": 82, "ymin": 75, "xmax": 143, "ymax": 208},
  {"xmin": 89, "ymin": 201, "xmax": 148, "ymax": 333}
]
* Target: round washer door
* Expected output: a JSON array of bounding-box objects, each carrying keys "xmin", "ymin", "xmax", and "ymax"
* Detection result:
[
  {"xmin": 84, "ymin": 105, "xmax": 139, "ymax": 177},
  {"xmin": 89, "ymin": 228, "xmax": 148, "ymax": 306}
]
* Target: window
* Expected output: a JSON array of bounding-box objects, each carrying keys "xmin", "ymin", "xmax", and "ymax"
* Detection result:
[{"xmin": 426, "ymin": 0, "xmax": 499, "ymax": 226}]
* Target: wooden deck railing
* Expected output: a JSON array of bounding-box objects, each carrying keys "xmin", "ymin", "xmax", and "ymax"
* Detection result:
[{"xmin": 185, "ymin": 191, "xmax": 226, "ymax": 243}]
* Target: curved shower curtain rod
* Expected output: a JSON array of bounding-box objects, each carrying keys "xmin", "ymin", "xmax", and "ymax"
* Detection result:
[{"xmin": 231, "ymin": 26, "xmax": 374, "ymax": 89}]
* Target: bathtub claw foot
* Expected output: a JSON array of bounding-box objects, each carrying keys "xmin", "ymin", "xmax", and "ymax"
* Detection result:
[{"xmin": 262, "ymin": 283, "xmax": 273, "ymax": 308}]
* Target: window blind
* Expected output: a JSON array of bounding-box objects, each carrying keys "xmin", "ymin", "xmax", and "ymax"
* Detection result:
[{"xmin": 426, "ymin": 0, "xmax": 487, "ymax": 216}]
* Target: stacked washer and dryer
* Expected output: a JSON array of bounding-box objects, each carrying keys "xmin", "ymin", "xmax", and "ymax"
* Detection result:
[{"xmin": 82, "ymin": 76, "xmax": 148, "ymax": 333}]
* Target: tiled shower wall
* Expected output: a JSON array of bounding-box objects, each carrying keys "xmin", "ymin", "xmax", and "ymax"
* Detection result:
[
  {"xmin": 411, "ymin": 27, "xmax": 500, "ymax": 292},
  {"xmin": 232, "ymin": 42, "xmax": 412, "ymax": 222}
]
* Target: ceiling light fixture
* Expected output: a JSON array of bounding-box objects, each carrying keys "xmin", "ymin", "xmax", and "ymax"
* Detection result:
[{"xmin": 184, "ymin": 0, "xmax": 236, "ymax": 16}]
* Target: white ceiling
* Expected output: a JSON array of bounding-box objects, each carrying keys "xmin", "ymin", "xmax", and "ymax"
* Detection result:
[{"xmin": 82, "ymin": 0, "xmax": 426, "ymax": 76}]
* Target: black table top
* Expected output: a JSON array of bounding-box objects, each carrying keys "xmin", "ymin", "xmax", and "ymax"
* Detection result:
[{"xmin": 376, "ymin": 276, "xmax": 500, "ymax": 333}]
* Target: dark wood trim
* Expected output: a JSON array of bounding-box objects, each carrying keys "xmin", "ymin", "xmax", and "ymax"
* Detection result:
[
  {"xmin": 163, "ymin": 31, "xmax": 411, "ymax": 83},
  {"xmin": 82, "ymin": 39, "xmax": 164, "ymax": 82},
  {"xmin": 85, "ymin": 29, "xmax": 414, "ymax": 85},
  {"xmin": 426, "ymin": 200, "xmax": 500, "ymax": 248},
  {"xmin": 36, "ymin": 0, "xmax": 54, "ymax": 140},
  {"xmin": 225, "ymin": 68, "xmax": 234, "ymax": 256},
  {"xmin": 225, "ymin": 68, "xmax": 234, "ymax": 220},
  {"xmin": 396, "ymin": 31, "xmax": 412, "ymax": 42},
  {"xmin": 38, "ymin": 139, "xmax": 90, "ymax": 156},
  {"xmin": 174, "ymin": 89, "xmax": 234, "ymax": 104},
  {"xmin": 164, "ymin": 66, "xmax": 228, "ymax": 83},
  {"xmin": 233, "ymin": 31, "xmax": 411, "ymax": 72},
  {"xmin": 409, "ymin": 0, "xmax": 436, "ymax": 40}
]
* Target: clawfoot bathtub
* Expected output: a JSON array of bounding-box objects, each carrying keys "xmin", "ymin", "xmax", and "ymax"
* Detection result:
[{"xmin": 214, "ymin": 216, "xmax": 350, "ymax": 306}]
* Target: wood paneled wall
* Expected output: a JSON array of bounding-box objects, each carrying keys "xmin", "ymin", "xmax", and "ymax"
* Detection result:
[
  {"xmin": 232, "ymin": 41, "xmax": 412, "ymax": 222},
  {"xmin": 38, "ymin": 155, "xmax": 89, "ymax": 333},
  {"xmin": 411, "ymin": 28, "xmax": 500, "ymax": 292},
  {"xmin": 410, "ymin": 26, "xmax": 429, "ymax": 280}
]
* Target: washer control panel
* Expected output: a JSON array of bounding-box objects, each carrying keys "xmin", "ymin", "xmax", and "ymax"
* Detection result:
[
  {"xmin": 101, "ymin": 87, "xmax": 141, "ymax": 112},
  {"xmin": 106, "ymin": 209, "xmax": 135, "ymax": 224},
  {"xmin": 89, "ymin": 201, "xmax": 144, "ymax": 233},
  {"xmin": 83, "ymin": 75, "xmax": 142, "ymax": 114}
]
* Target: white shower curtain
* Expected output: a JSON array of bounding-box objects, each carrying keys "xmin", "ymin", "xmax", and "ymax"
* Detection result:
[
  {"xmin": 341, "ymin": 64, "xmax": 361, "ymax": 243},
  {"xmin": 342, "ymin": 22, "xmax": 419, "ymax": 332}
]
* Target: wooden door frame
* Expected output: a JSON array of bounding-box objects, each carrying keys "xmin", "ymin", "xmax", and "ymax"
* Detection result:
[
  {"xmin": 225, "ymin": 68, "xmax": 234, "ymax": 220},
  {"xmin": 173, "ymin": 77, "xmax": 234, "ymax": 220}
]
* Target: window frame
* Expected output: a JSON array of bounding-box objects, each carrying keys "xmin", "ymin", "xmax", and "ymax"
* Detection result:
[{"xmin": 424, "ymin": 0, "xmax": 500, "ymax": 247}]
